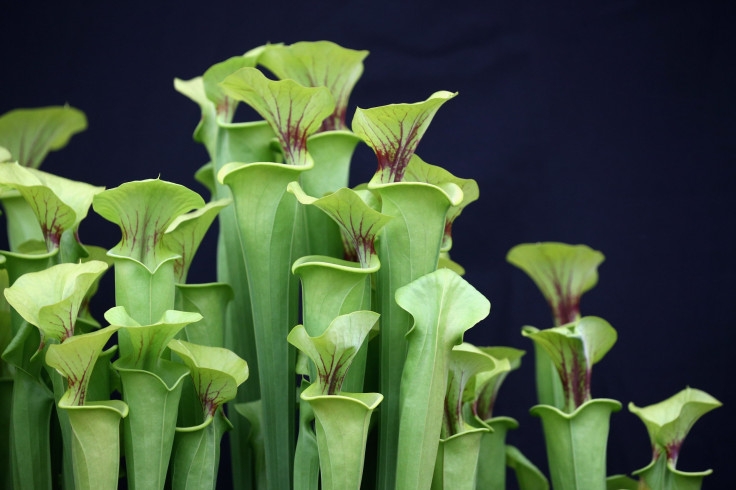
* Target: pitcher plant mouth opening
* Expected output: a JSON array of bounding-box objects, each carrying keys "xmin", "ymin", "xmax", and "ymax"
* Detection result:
[{"xmin": 0, "ymin": 37, "xmax": 723, "ymax": 490}]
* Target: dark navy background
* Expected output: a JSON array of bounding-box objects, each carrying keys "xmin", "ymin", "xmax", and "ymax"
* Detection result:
[{"xmin": 3, "ymin": 1, "xmax": 734, "ymax": 487}]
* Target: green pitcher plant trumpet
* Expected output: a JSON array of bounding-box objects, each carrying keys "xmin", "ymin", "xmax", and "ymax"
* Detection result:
[
  {"xmin": 629, "ymin": 387, "xmax": 721, "ymax": 489},
  {"xmin": 0, "ymin": 40, "xmax": 724, "ymax": 490}
]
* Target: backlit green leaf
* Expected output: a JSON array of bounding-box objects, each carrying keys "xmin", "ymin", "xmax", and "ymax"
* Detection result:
[
  {"xmin": 0, "ymin": 106, "xmax": 87, "ymax": 168},
  {"xmin": 507, "ymin": 242, "xmax": 604, "ymax": 326},
  {"xmin": 220, "ymin": 67, "xmax": 335, "ymax": 166},
  {"xmin": 352, "ymin": 91, "xmax": 456, "ymax": 183},
  {"xmin": 259, "ymin": 41, "xmax": 368, "ymax": 131},
  {"xmin": 168, "ymin": 339, "xmax": 248, "ymax": 417}
]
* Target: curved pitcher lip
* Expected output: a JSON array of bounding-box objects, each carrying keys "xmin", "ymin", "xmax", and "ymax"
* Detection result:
[
  {"xmin": 107, "ymin": 249, "xmax": 179, "ymax": 275},
  {"xmin": 307, "ymin": 129, "xmax": 363, "ymax": 144},
  {"xmin": 439, "ymin": 424, "xmax": 489, "ymax": 444},
  {"xmin": 632, "ymin": 455, "xmax": 713, "ymax": 479},
  {"xmin": 60, "ymin": 398, "xmax": 129, "ymax": 418},
  {"xmin": 300, "ymin": 383, "xmax": 383, "ymax": 411},
  {"xmin": 292, "ymin": 253, "xmax": 380, "ymax": 275},
  {"xmin": 216, "ymin": 119, "xmax": 271, "ymax": 130},
  {"xmin": 367, "ymin": 175, "xmax": 464, "ymax": 208},
  {"xmin": 217, "ymin": 152, "xmax": 315, "ymax": 185},
  {"xmin": 112, "ymin": 357, "xmax": 190, "ymax": 392},
  {"xmin": 529, "ymin": 398, "xmax": 623, "ymax": 419},
  {"xmin": 474, "ymin": 414, "xmax": 520, "ymax": 431}
]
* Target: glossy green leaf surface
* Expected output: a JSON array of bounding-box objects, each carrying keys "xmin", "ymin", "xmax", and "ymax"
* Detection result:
[
  {"xmin": 352, "ymin": 91, "xmax": 456, "ymax": 183},
  {"xmin": 523, "ymin": 316, "xmax": 617, "ymax": 412},
  {"xmin": 394, "ymin": 268, "xmax": 490, "ymax": 490},
  {"xmin": 220, "ymin": 67, "xmax": 335, "ymax": 166},
  {"xmin": 0, "ymin": 163, "xmax": 104, "ymax": 251},
  {"xmin": 507, "ymin": 242, "xmax": 605, "ymax": 326},
  {"xmin": 530, "ymin": 398, "xmax": 621, "ymax": 490},
  {"xmin": 0, "ymin": 106, "xmax": 87, "ymax": 168},
  {"xmin": 288, "ymin": 311, "xmax": 379, "ymax": 395},
  {"xmin": 4, "ymin": 261, "xmax": 108, "ymax": 347}
]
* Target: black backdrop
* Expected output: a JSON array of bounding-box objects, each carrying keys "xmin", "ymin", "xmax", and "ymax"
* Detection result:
[{"xmin": 3, "ymin": 1, "xmax": 734, "ymax": 487}]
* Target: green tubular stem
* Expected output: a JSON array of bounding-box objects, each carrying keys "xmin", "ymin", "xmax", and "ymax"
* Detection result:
[
  {"xmin": 633, "ymin": 454, "xmax": 712, "ymax": 490},
  {"xmin": 0, "ymin": 193, "xmax": 44, "ymax": 251},
  {"xmin": 220, "ymin": 160, "xmax": 311, "ymax": 490},
  {"xmin": 301, "ymin": 383, "xmax": 382, "ymax": 490},
  {"xmin": 49, "ymin": 368, "xmax": 74, "ymax": 490},
  {"xmin": 393, "ymin": 269, "xmax": 488, "ymax": 490},
  {"xmin": 170, "ymin": 408, "xmax": 233, "ymax": 490},
  {"xmin": 0, "ymin": 377, "xmax": 12, "ymax": 490},
  {"xmin": 294, "ymin": 382, "xmax": 320, "ymax": 490},
  {"xmin": 431, "ymin": 427, "xmax": 488, "ymax": 490},
  {"xmin": 1, "ymin": 249, "xmax": 58, "ymax": 336},
  {"xmin": 1, "ymin": 249, "xmax": 59, "ymax": 490},
  {"xmin": 370, "ymin": 181, "xmax": 460, "ymax": 490},
  {"xmin": 234, "ymin": 400, "xmax": 266, "ymax": 490},
  {"xmin": 111, "ymin": 256, "xmax": 176, "ymax": 329},
  {"xmin": 506, "ymin": 445, "xmax": 550, "ymax": 490},
  {"xmin": 292, "ymin": 255, "xmax": 376, "ymax": 392},
  {"xmin": 173, "ymin": 283, "xmax": 233, "ymax": 428},
  {"xmin": 85, "ymin": 346, "xmax": 117, "ymax": 403},
  {"xmin": 174, "ymin": 282, "xmax": 233, "ymax": 348},
  {"xmin": 214, "ymin": 120, "xmax": 274, "ymax": 490},
  {"xmin": 301, "ymin": 130, "xmax": 362, "ymax": 257},
  {"xmin": 61, "ymin": 401, "xmax": 128, "ymax": 490},
  {"xmin": 114, "ymin": 359, "xmax": 189, "ymax": 490},
  {"xmin": 530, "ymin": 399, "xmax": 622, "ymax": 490},
  {"xmin": 532, "ymin": 342, "xmax": 565, "ymax": 409},
  {"xmin": 9, "ymin": 368, "xmax": 54, "ymax": 490},
  {"xmin": 475, "ymin": 416, "xmax": 519, "ymax": 490}
]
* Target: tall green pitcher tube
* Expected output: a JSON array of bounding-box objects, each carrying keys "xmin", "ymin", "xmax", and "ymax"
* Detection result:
[
  {"xmin": 368, "ymin": 179, "xmax": 462, "ymax": 488},
  {"xmin": 219, "ymin": 158, "xmax": 312, "ymax": 489},
  {"xmin": 301, "ymin": 383, "xmax": 382, "ymax": 490},
  {"xmin": 301, "ymin": 131, "xmax": 362, "ymax": 257},
  {"xmin": 530, "ymin": 399, "xmax": 621, "ymax": 490},
  {"xmin": 292, "ymin": 255, "xmax": 377, "ymax": 392}
]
